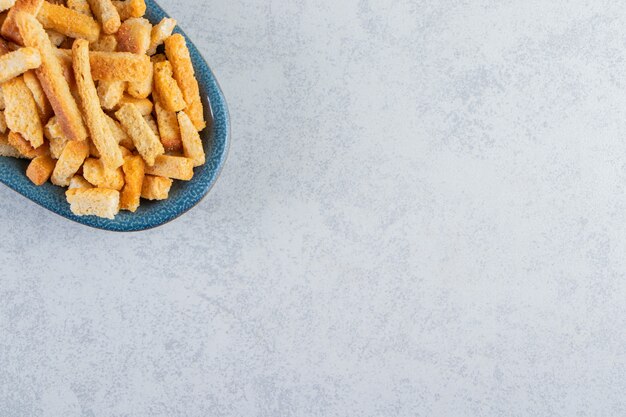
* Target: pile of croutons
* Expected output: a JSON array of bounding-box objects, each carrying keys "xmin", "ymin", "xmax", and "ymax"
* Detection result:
[{"xmin": 0, "ymin": 0, "xmax": 207, "ymax": 219}]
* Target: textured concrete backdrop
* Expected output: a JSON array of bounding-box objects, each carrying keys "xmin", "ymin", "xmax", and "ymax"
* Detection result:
[{"xmin": 1, "ymin": 0, "xmax": 625, "ymax": 416}]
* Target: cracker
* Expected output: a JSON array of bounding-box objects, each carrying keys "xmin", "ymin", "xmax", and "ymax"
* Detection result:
[
  {"xmin": 87, "ymin": 0, "xmax": 120, "ymax": 34},
  {"xmin": 144, "ymin": 155, "xmax": 193, "ymax": 181},
  {"xmin": 147, "ymin": 17, "xmax": 175, "ymax": 55},
  {"xmin": 82, "ymin": 157, "xmax": 124, "ymax": 190},
  {"xmin": 165, "ymin": 34, "xmax": 205, "ymax": 130},
  {"xmin": 51, "ymin": 139, "xmax": 89, "ymax": 186},
  {"xmin": 16, "ymin": 12, "xmax": 88, "ymax": 142},
  {"xmin": 23, "ymin": 69, "xmax": 52, "ymax": 122},
  {"xmin": 26, "ymin": 154, "xmax": 55, "ymax": 185},
  {"xmin": 141, "ymin": 174, "xmax": 171, "ymax": 200},
  {"xmin": 115, "ymin": 103, "xmax": 163, "ymax": 166},
  {"xmin": 120, "ymin": 154, "xmax": 144, "ymax": 211},
  {"xmin": 2, "ymin": 75, "xmax": 43, "ymax": 148},
  {"xmin": 73, "ymin": 39, "xmax": 123, "ymax": 169},
  {"xmin": 66, "ymin": 187, "xmax": 120, "ymax": 219},
  {"xmin": 153, "ymin": 60, "xmax": 185, "ymax": 112},
  {"xmin": 178, "ymin": 111, "xmax": 205, "ymax": 167},
  {"xmin": 37, "ymin": 2, "xmax": 100, "ymax": 42}
]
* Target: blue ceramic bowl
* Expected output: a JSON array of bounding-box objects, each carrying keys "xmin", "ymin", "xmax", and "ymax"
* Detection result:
[{"xmin": 0, "ymin": 0, "xmax": 230, "ymax": 232}]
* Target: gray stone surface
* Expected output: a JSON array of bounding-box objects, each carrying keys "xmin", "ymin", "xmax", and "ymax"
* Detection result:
[{"xmin": 1, "ymin": 0, "xmax": 625, "ymax": 415}]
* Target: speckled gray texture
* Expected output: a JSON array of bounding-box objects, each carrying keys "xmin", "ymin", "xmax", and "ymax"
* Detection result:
[{"xmin": 0, "ymin": 0, "xmax": 625, "ymax": 416}]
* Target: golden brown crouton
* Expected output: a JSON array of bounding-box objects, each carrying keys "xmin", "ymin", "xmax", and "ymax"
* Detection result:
[
  {"xmin": 120, "ymin": 154, "xmax": 144, "ymax": 211},
  {"xmin": 66, "ymin": 187, "xmax": 120, "ymax": 219},
  {"xmin": 82, "ymin": 157, "xmax": 125, "ymax": 190},
  {"xmin": 115, "ymin": 102, "xmax": 163, "ymax": 166},
  {"xmin": 141, "ymin": 175, "xmax": 171, "ymax": 200},
  {"xmin": 144, "ymin": 155, "xmax": 193, "ymax": 181},
  {"xmin": 26, "ymin": 154, "xmax": 55, "ymax": 185}
]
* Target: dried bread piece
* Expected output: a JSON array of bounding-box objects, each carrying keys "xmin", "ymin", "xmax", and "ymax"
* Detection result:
[
  {"xmin": 0, "ymin": 0, "xmax": 16, "ymax": 13},
  {"xmin": 178, "ymin": 111, "xmax": 204, "ymax": 167},
  {"xmin": 147, "ymin": 17, "xmax": 175, "ymax": 56},
  {"xmin": 66, "ymin": 187, "xmax": 119, "ymax": 219},
  {"xmin": 153, "ymin": 60, "xmax": 185, "ymax": 112},
  {"xmin": 104, "ymin": 113, "xmax": 133, "ymax": 149},
  {"xmin": 90, "ymin": 33, "xmax": 116, "ymax": 52},
  {"xmin": 154, "ymin": 99, "xmax": 181, "ymax": 151},
  {"xmin": 2, "ymin": 75, "xmax": 43, "ymax": 148},
  {"xmin": 112, "ymin": 0, "xmax": 144, "ymax": 21},
  {"xmin": 0, "ymin": 132, "xmax": 24, "ymax": 158},
  {"xmin": 144, "ymin": 155, "xmax": 193, "ymax": 181},
  {"xmin": 82, "ymin": 157, "xmax": 124, "ymax": 190},
  {"xmin": 126, "ymin": 60, "xmax": 150, "ymax": 98},
  {"xmin": 115, "ymin": 94, "xmax": 151, "ymax": 115},
  {"xmin": 116, "ymin": 16, "xmax": 149, "ymax": 54},
  {"xmin": 51, "ymin": 139, "xmax": 89, "ymax": 186},
  {"xmin": 97, "ymin": 80, "xmax": 124, "ymax": 109},
  {"xmin": 0, "ymin": 110, "xmax": 6, "ymax": 133},
  {"xmin": 66, "ymin": 0, "xmax": 92, "ymax": 17},
  {"xmin": 1, "ymin": 0, "xmax": 43, "ymax": 44},
  {"xmin": 44, "ymin": 115, "xmax": 69, "ymax": 159},
  {"xmin": 7, "ymin": 131, "xmax": 47, "ymax": 158},
  {"xmin": 87, "ymin": 0, "xmax": 120, "ymax": 34},
  {"xmin": 141, "ymin": 175, "xmax": 171, "ymax": 200},
  {"xmin": 68, "ymin": 174, "xmax": 93, "ymax": 189},
  {"xmin": 56, "ymin": 48, "xmax": 151, "ymax": 82},
  {"xmin": 115, "ymin": 102, "xmax": 163, "ymax": 166},
  {"xmin": 0, "ymin": 46, "xmax": 41, "ymax": 83},
  {"xmin": 73, "ymin": 38, "xmax": 123, "ymax": 169},
  {"xmin": 26, "ymin": 154, "xmax": 55, "ymax": 185},
  {"xmin": 45, "ymin": 29, "xmax": 65, "ymax": 46},
  {"xmin": 16, "ymin": 11, "xmax": 88, "ymax": 142},
  {"xmin": 120, "ymin": 154, "xmax": 143, "ymax": 211},
  {"xmin": 165, "ymin": 34, "xmax": 205, "ymax": 130},
  {"xmin": 37, "ymin": 2, "xmax": 100, "ymax": 42},
  {"xmin": 23, "ymin": 69, "xmax": 52, "ymax": 121}
]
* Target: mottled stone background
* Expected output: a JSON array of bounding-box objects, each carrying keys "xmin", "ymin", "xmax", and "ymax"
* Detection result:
[{"xmin": 1, "ymin": 0, "xmax": 625, "ymax": 416}]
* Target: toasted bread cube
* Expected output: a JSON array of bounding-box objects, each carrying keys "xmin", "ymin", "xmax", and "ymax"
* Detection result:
[
  {"xmin": 116, "ymin": 17, "xmax": 150, "ymax": 54},
  {"xmin": 165, "ymin": 34, "xmax": 205, "ymax": 131},
  {"xmin": 0, "ymin": 46, "xmax": 41, "ymax": 84},
  {"xmin": 116, "ymin": 94, "xmax": 152, "ymax": 115},
  {"xmin": 37, "ymin": 1, "xmax": 100, "ymax": 42},
  {"xmin": 178, "ymin": 111, "xmax": 205, "ymax": 167},
  {"xmin": 104, "ymin": 113, "xmax": 134, "ymax": 150},
  {"xmin": 126, "ymin": 60, "xmax": 151, "ymax": 98},
  {"xmin": 97, "ymin": 80, "xmax": 125, "ymax": 109},
  {"xmin": 141, "ymin": 175, "xmax": 171, "ymax": 200},
  {"xmin": 2, "ymin": 0, "xmax": 44, "ymax": 44},
  {"xmin": 0, "ymin": 132, "xmax": 24, "ymax": 158},
  {"xmin": 23, "ymin": 69, "xmax": 52, "ymax": 122},
  {"xmin": 112, "ymin": 0, "xmax": 145, "ymax": 20},
  {"xmin": 147, "ymin": 17, "xmax": 175, "ymax": 55},
  {"xmin": 150, "ymin": 53, "xmax": 165, "ymax": 63},
  {"xmin": 144, "ymin": 155, "xmax": 193, "ymax": 181},
  {"xmin": 0, "ymin": 1, "xmax": 16, "ymax": 13},
  {"xmin": 44, "ymin": 116, "xmax": 69, "ymax": 159},
  {"xmin": 73, "ymin": 39, "xmax": 123, "ymax": 170},
  {"xmin": 68, "ymin": 174, "xmax": 93, "ymax": 189},
  {"xmin": 8, "ymin": 131, "xmax": 48, "ymax": 159},
  {"xmin": 82, "ymin": 157, "xmax": 125, "ymax": 190},
  {"xmin": 66, "ymin": 188, "xmax": 120, "ymax": 219},
  {"xmin": 120, "ymin": 154, "xmax": 144, "ymax": 211},
  {"xmin": 154, "ymin": 100, "xmax": 181, "ymax": 151},
  {"xmin": 56, "ymin": 48, "xmax": 152, "ymax": 82},
  {"xmin": 115, "ymin": 103, "xmax": 163, "ymax": 166},
  {"xmin": 153, "ymin": 60, "xmax": 185, "ymax": 112},
  {"xmin": 87, "ymin": 0, "xmax": 120, "ymax": 34},
  {"xmin": 3, "ymin": 75, "xmax": 43, "ymax": 148},
  {"xmin": 26, "ymin": 154, "xmax": 55, "ymax": 185},
  {"xmin": 90, "ymin": 33, "xmax": 117, "ymax": 52},
  {"xmin": 16, "ymin": 12, "xmax": 88, "ymax": 142},
  {"xmin": 67, "ymin": 0, "xmax": 93, "ymax": 17},
  {"xmin": 51, "ymin": 139, "xmax": 89, "ymax": 186}
]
